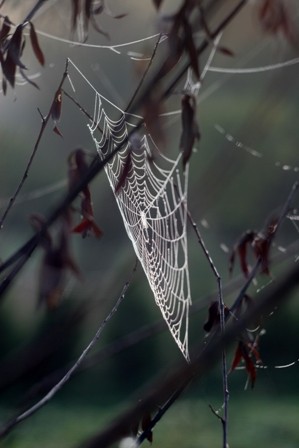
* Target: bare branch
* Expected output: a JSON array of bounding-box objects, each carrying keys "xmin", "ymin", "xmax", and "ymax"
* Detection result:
[
  {"xmin": 0, "ymin": 58, "xmax": 70, "ymax": 229},
  {"xmin": 76, "ymin": 259, "xmax": 299, "ymax": 448},
  {"xmin": 186, "ymin": 207, "xmax": 229, "ymax": 448},
  {"xmin": 22, "ymin": 0, "xmax": 50, "ymax": 25},
  {"xmin": 0, "ymin": 260, "xmax": 137, "ymax": 439}
]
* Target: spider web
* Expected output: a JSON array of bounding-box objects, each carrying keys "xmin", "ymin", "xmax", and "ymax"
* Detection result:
[{"xmin": 68, "ymin": 61, "xmax": 192, "ymax": 360}]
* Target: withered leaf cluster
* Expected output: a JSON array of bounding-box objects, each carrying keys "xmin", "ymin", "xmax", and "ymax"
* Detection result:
[
  {"xmin": 229, "ymin": 293, "xmax": 262, "ymax": 388},
  {"xmin": 68, "ymin": 148, "xmax": 103, "ymax": 238},
  {"xmin": 30, "ymin": 213, "xmax": 81, "ymax": 310},
  {"xmin": 229, "ymin": 218, "xmax": 278, "ymax": 279},
  {"xmin": 31, "ymin": 148, "xmax": 103, "ymax": 311},
  {"xmin": 71, "ymin": 0, "xmax": 126, "ymax": 41},
  {"xmin": 257, "ymin": 0, "xmax": 299, "ymax": 47},
  {"xmin": 0, "ymin": 13, "xmax": 45, "ymax": 93}
]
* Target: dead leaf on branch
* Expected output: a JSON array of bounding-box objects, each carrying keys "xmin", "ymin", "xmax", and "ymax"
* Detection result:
[
  {"xmin": 51, "ymin": 88, "xmax": 63, "ymax": 136},
  {"xmin": 1, "ymin": 24, "xmax": 24, "ymax": 87},
  {"xmin": 229, "ymin": 217, "xmax": 278, "ymax": 278},
  {"xmin": 72, "ymin": 191, "xmax": 103, "ymax": 238},
  {"xmin": 230, "ymin": 340, "xmax": 261, "ymax": 388},
  {"xmin": 29, "ymin": 22, "xmax": 45, "ymax": 66},
  {"xmin": 51, "ymin": 88, "xmax": 63, "ymax": 121},
  {"xmin": 229, "ymin": 230, "xmax": 256, "ymax": 278},
  {"xmin": 30, "ymin": 214, "xmax": 81, "ymax": 310},
  {"xmin": 0, "ymin": 18, "xmax": 44, "ymax": 92},
  {"xmin": 68, "ymin": 148, "xmax": 103, "ymax": 238}
]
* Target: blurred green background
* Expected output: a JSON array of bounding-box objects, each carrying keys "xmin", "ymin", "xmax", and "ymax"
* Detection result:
[{"xmin": 0, "ymin": 1, "xmax": 299, "ymax": 447}]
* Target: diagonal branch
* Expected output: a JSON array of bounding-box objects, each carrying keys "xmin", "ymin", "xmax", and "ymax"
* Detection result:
[
  {"xmin": 0, "ymin": 58, "xmax": 69, "ymax": 229},
  {"xmin": 22, "ymin": 0, "xmax": 51, "ymax": 25},
  {"xmin": 0, "ymin": 260, "xmax": 137, "ymax": 439},
  {"xmin": 76, "ymin": 258, "xmax": 299, "ymax": 448}
]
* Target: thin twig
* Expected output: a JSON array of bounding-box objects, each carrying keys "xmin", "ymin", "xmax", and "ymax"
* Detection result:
[
  {"xmin": 125, "ymin": 33, "xmax": 162, "ymax": 113},
  {"xmin": 62, "ymin": 88, "xmax": 98, "ymax": 126},
  {"xmin": 0, "ymin": 260, "xmax": 137, "ymax": 439},
  {"xmin": 137, "ymin": 381, "xmax": 190, "ymax": 445},
  {"xmin": 0, "ymin": 59, "xmax": 69, "ymax": 230},
  {"xmin": 22, "ymin": 0, "xmax": 50, "ymax": 25},
  {"xmin": 185, "ymin": 207, "xmax": 229, "ymax": 448}
]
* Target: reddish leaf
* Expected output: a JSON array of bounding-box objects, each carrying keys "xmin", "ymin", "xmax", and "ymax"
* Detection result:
[
  {"xmin": 72, "ymin": 217, "xmax": 102, "ymax": 238},
  {"xmin": 229, "ymin": 231, "xmax": 256, "ymax": 277},
  {"xmin": 115, "ymin": 152, "xmax": 132, "ymax": 194},
  {"xmin": 252, "ymin": 235, "xmax": 271, "ymax": 275},
  {"xmin": 53, "ymin": 125, "xmax": 63, "ymax": 138},
  {"xmin": 247, "ymin": 342, "xmax": 262, "ymax": 365},
  {"xmin": 230, "ymin": 341, "xmax": 257, "ymax": 388},
  {"xmin": 230, "ymin": 342, "xmax": 243, "ymax": 372},
  {"xmin": 240, "ymin": 343, "xmax": 257, "ymax": 388},
  {"xmin": 252, "ymin": 218, "xmax": 277, "ymax": 276},
  {"xmin": 72, "ymin": 194, "xmax": 103, "ymax": 238},
  {"xmin": 51, "ymin": 88, "xmax": 63, "ymax": 121},
  {"xmin": 109, "ymin": 13, "xmax": 126, "ymax": 20},
  {"xmin": 218, "ymin": 46, "xmax": 234, "ymax": 57},
  {"xmin": 29, "ymin": 22, "xmax": 45, "ymax": 66},
  {"xmin": 180, "ymin": 94, "xmax": 200, "ymax": 168}
]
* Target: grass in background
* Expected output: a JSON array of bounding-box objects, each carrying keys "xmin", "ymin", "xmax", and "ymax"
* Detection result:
[{"xmin": 1, "ymin": 394, "xmax": 298, "ymax": 448}]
